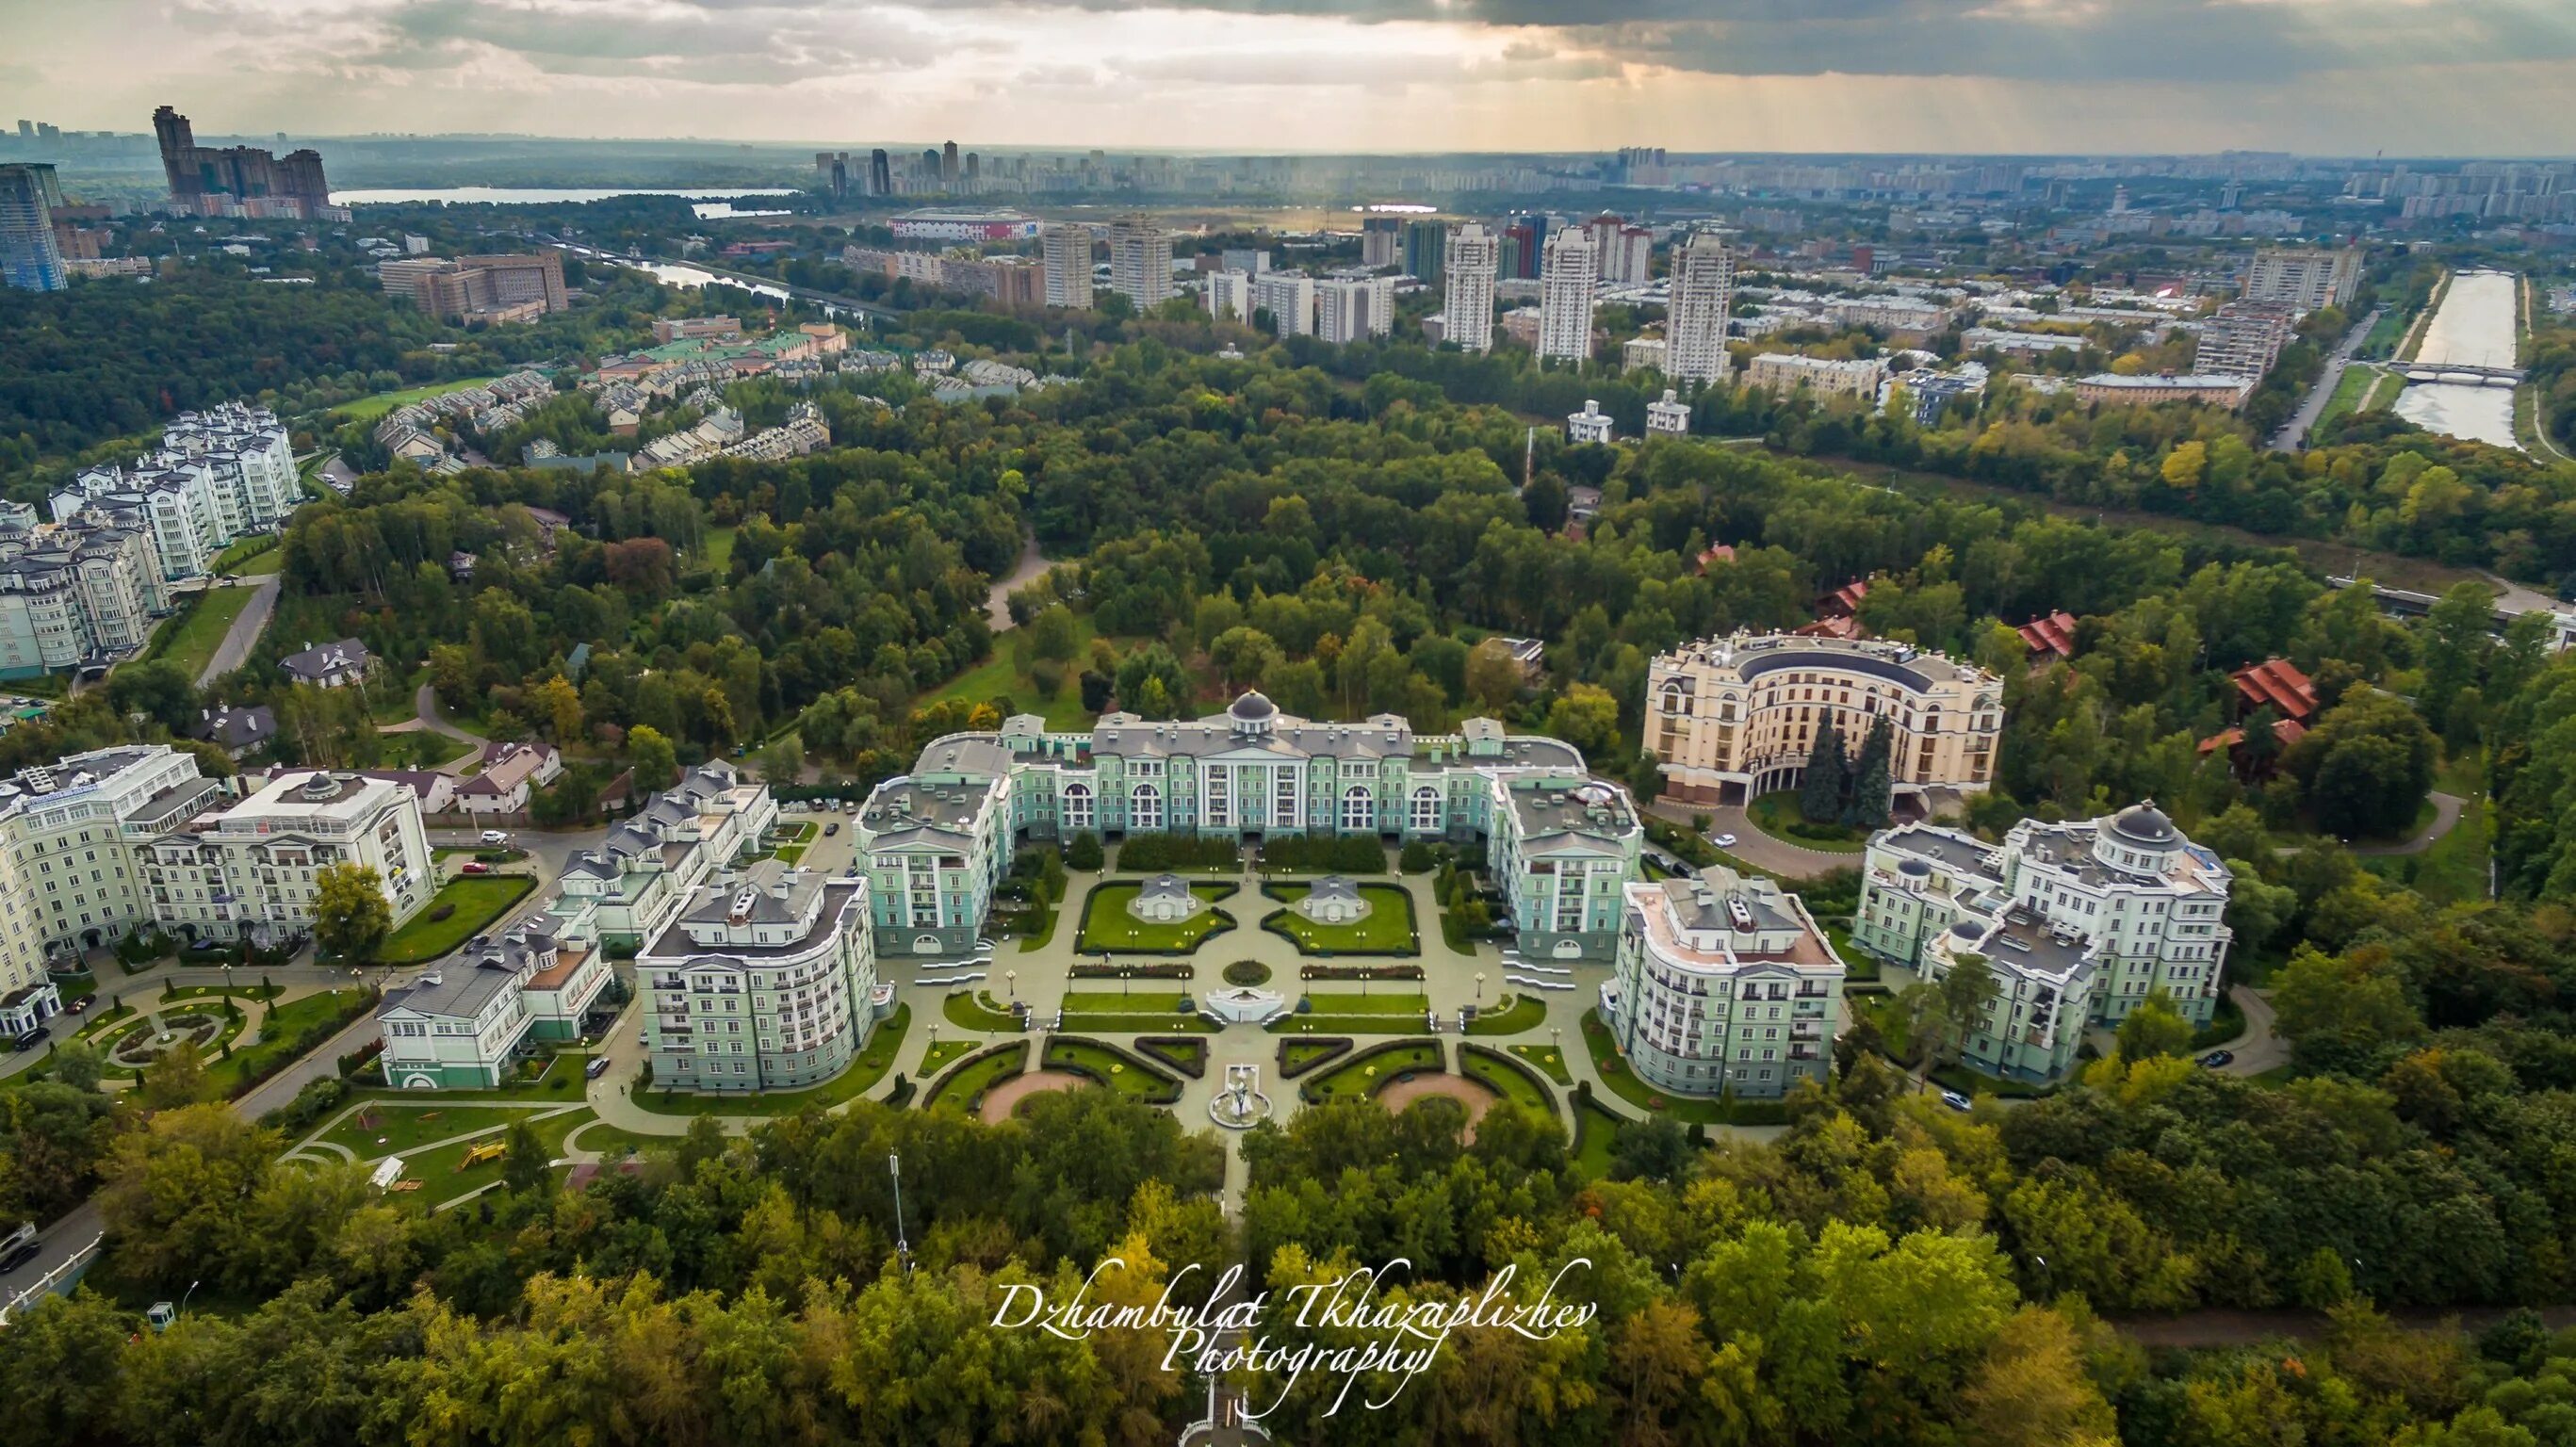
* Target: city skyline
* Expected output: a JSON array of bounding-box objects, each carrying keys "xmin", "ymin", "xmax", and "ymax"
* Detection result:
[{"xmin": 1, "ymin": 0, "xmax": 2573, "ymax": 156}]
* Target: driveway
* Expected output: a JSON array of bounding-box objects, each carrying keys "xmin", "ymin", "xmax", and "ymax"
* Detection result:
[
  {"xmin": 196, "ymin": 575, "xmax": 280, "ymax": 687},
  {"xmin": 383, "ymin": 682, "xmax": 491, "ymax": 756},
  {"xmin": 1683, "ymin": 801, "xmax": 1864, "ymax": 879},
  {"xmin": 2215, "ymin": 985, "xmax": 2287, "ymax": 1078},
  {"xmin": 2351, "ymin": 791, "xmax": 2465, "ymax": 857}
]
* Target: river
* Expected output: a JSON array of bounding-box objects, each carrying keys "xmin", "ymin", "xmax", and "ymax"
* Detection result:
[
  {"xmin": 2393, "ymin": 269, "xmax": 2521, "ymax": 449},
  {"xmin": 331, "ymin": 187, "xmax": 796, "ymax": 217}
]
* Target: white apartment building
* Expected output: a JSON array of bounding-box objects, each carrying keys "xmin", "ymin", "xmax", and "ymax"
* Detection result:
[
  {"xmin": 1250, "ymin": 271, "xmax": 1316, "ymax": 338},
  {"xmin": 1537, "ymin": 228, "xmax": 1598, "ymax": 363},
  {"xmin": 1601, "ymin": 223, "xmax": 1654, "ymax": 285},
  {"xmin": 144, "ymin": 769, "xmax": 435, "ymax": 950},
  {"xmin": 2243, "ymin": 246, "xmax": 2364, "ymax": 314},
  {"xmin": 0, "ymin": 516, "xmax": 168, "ymax": 676},
  {"xmin": 2193, "ymin": 301, "xmax": 2297, "ymax": 381},
  {"xmin": 1646, "ymin": 389, "xmax": 1692, "ymax": 435},
  {"xmin": 1205, "ymin": 268, "xmax": 1251, "ymax": 323},
  {"xmin": 1108, "ymin": 214, "xmax": 1173, "ymax": 312},
  {"xmin": 1567, "ymin": 399, "xmax": 1615, "ymax": 445},
  {"xmin": 1746, "ymin": 352, "xmax": 1889, "ymax": 400},
  {"xmin": 1603, "ymin": 864, "xmax": 1844, "ymax": 1097},
  {"xmin": 1645, "ymin": 632, "xmax": 2002, "ymax": 806},
  {"xmin": 376, "ymin": 909, "xmax": 612, "ymax": 1089},
  {"xmin": 639, "ymin": 863, "xmax": 884, "ymax": 1092},
  {"xmin": 1042, "ymin": 223, "xmax": 1093, "ymax": 309},
  {"xmin": 48, "ymin": 403, "xmax": 298, "ymax": 581},
  {"xmin": 1852, "ymin": 804, "xmax": 2235, "ymax": 1081},
  {"xmin": 1665, "ymin": 231, "xmax": 1736, "ymax": 385},
  {"xmin": 1315, "ymin": 274, "xmax": 1394, "ymax": 344},
  {"xmin": 1823, "ymin": 298, "xmax": 1957, "ymax": 336},
  {"xmin": 556, "ymin": 760, "xmax": 778, "ymax": 948},
  {"xmin": 1443, "ymin": 223, "xmax": 1499, "ymax": 352}
]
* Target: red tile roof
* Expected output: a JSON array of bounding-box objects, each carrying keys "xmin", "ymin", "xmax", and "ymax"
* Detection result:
[
  {"xmin": 2231, "ymin": 658, "xmax": 2319, "ymax": 722},
  {"xmin": 1696, "ymin": 544, "xmax": 1737, "ymax": 572},
  {"xmin": 2016, "ymin": 610, "xmax": 2078, "ymax": 659},
  {"xmin": 1819, "ymin": 578, "xmax": 1871, "ymax": 617}
]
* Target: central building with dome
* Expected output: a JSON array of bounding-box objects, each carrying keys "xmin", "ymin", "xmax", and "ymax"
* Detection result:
[
  {"xmin": 856, "ymin": 691, "xmax": 1642, "ymax": 961},
  {"xmin": 1848, "ymin": 802, "xmax": 2236, "ymax": 1081}
]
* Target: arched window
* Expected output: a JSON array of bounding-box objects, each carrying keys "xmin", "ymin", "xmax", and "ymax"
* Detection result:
[
  {"xmin": 1131, "ymin": 783, "xmax": 1163, "ymax": 832},
  {"xmin": 1341, "ymin": 786, "xmax": 1375, "ymax": 833},
  {"xmin": 1410, "ymin": 787, "xmax": 1442, "ymax": 834},
  {"xmin": 1063, "ymin": 783, "xmax": 1094, "ymax": 831}
]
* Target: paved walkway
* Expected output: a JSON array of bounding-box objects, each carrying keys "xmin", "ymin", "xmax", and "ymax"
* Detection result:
[
  {"xmin": 383, "ymin": 681, "xmax": 490, "ymax": 757},
  {"xmin": 983, "ymin": 533, "xmax": 1052, "ymax": 632},
  {"xmin": 2214, "ymin": 985, "xmax": 2287, "ymax": 1078},
  {"xmin": 196, "ymin": 575, "xmax": 280, "ymax": 687},
  {"xmin": 1678, "ymin": 800, "xmax": 1864, "ymax": 877},
  {"xmin": 2351, "ymin": 791, "xmax": 2466, "ymax": 857}
]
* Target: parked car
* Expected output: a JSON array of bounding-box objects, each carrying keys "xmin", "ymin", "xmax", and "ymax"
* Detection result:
[
  {"xmin": 479, "ymin": 829, "xmax": 511, "ymax": 846},
  {"xmin": 1, "ymin": 1236, "xmax": 44, "ymax": 1276},
  {"xmin": 2198, "ymin": 1049, "xmax": 2235, "ymax": 1069},
  {"xmin": 1712, "ymin": 833, "xmax": 1738, "ymax": 848},
  {"xmin": 1938, "ymin": 1089, "xmax": 1975, "ymax": 1113},
  {"xmin": 584, "ymin": 1056, "xmax": 611, "ymax": 1081},
  {"xmin": 188, "ymin": 938, "xmax": 227, "ymax": 952},
  {"xmin": 10, "ymin": 1026, "xmax": 46, "ymax": 1054},
  {"xmin": 823, "ymin": 823, "xmax": 839, "ymax": 837},
  {"xmin": 459, "ymin": 861, "xmax": 491, "ymax": 875},
  {"xmin": 65, "ymin": 997, "xmax": 89, "ymax": 1016}
]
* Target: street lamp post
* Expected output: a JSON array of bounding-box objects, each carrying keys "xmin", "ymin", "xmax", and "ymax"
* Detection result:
[
  {"xmin": 1475, "ymin": 971, "xmax": 1486, "ymax": 1003},
  {"xmin": 1006, "ymin": 969, "xmax": 1017, "ymax": 1000},
  {"xmin": 1120, "ymin": 967, "xmax": 1131, "ymax": 998}
]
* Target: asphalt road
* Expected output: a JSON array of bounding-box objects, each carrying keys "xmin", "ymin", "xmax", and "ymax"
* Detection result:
[
  {"xmin": 195, "ymin": 575, "xmax": 280, "ymax": 687},
  {"xmin": 2270, "ymin": 306, "xmax": 2384, "ymax": 453}
]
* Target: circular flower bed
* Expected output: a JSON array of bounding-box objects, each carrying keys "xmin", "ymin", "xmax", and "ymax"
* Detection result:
[
  {"xmin": 107, "ymin": 1010, "xmax": 228, "ymax": 1067},
  {"xmin": 1222, "ymin": 959, "xmax": 1272, "ymax": 987}
]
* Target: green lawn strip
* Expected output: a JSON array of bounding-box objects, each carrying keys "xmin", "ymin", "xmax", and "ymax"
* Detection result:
[
  {"xmin": 1267, "ymin": 1015, "xmax": 1428, "ymax": 1035},
  {"xmin": 161, "ymin": 984, "xmax": 285, "ymax": 1002},
  {"xmin": 396, "ymin": 1106, "xmax": 595, "ymax": 1202},
  {"xmin": 1509, "ymin": 1043, "xmax": 1574, "ymax": 1084},
  {"xmin": 1572, "ymin": 1097, "xmax": 1629, "ymax": 1179},
  {"xmin": 943, "ymin": 990, "xmax": 1024, "ymax": 1032},
  {"xmin": 699, "ymin": 525, "xmax": 736, "ymax": 574},
  {"xmin": 1075, "ymin": 883, "xmax": 1237, "ymax": 953},
  {"xmin": 140, "ymin": 586, "xmax": 255, "ymax": 677},
  {"xmin": 1746, "ymin": 792, "xmax": 1867, "ymax": 852},
  {"xmin": 1279, "ymin": 1037, "xmax": 1352, "ymax": 1077},
  {"xmin": 53, "ymin": 974, "xmax": 99, "ymax": 1005},
  {"xmin": 923, "ymin": 1040, "xmax": 1030, "ymax": 1113},
  {"xmin": 1579, "ymin": 1009, "xmax": 1732, "ymax": 1125},
  {"xmin": 916, "ymin": 614, "xmax": 1101, "ymax": 732},
  {"xmin": 212, "ymin": 535, "xmax": 283, "ymax": 573},
  {"xmin": 1060, "ymin": 1013, "xmax": 1217, "ymax": 1033},
  {"xmin": 375, "ymin": 876, "xmax": 538, "ymax": 964},
  {"xmin": 348, "ymin": 1049, "xmax": 584, "ymax": 1102},
  {"xmin": 1299, "ymin": 992, "xmax": 1428, "ymax": 1015},
  {"xmin": 318, "ymin": 1102, "xmax": 556, "ymax": 1161},
  {"xmin": 921, "ymin": 1039, "xmax": 976, "ymax": 1074},
  {"xmin": 1458, "ymin": 1044, "xmax": 1557, "ymax": 1117},
  {"xmin": 1928, "ymin": 1063, "xmax": 2051, "ymax": 1100},
  {"xmin": 73, "ymin": 1003, "xmax": 139, "ymax": 1041},
  {"xmin": 629, "ymin": 1003, "xmax": 910, "ymax": 1117},
  {"xmin": 1012, "ymin": 885, "xmax": 1063, "ymax": 952},
  {"xmin": 1301, "ymin": 1040, "xmax": 1443, "ymax": 1102},
  {"xmin": 775, "ymin": 844, "xmax": 809, "ymax": 865},
  {"xmin": 562, "ymin": 1119, "xmax": 667, "ymax": 1162},
  {"xmin": 1133, "ymin": 1036, "xmax": 1207, "ymax": 1078},
  {"xmin": 1061, "ymin": 989, "xmax": 1193, "ymax": 1012},
  {"xmin": 1465, "ymin": 994, "xmax": 1546, "ymax": 1035},
  {"xmin": 1259, "ymin": 884, "xmax": 1420, "ymax": 954},
  {"xmin": 1041, "ymin": 1036, "xmax": 1181, "ymax": 1102},
  {"xmin": 329, "ymin": 375, "xmax": 503, "ymax": 424},
  {"xmin": 2360, "ymin": 787, "xmax": 2487, "ymax": 906},
  {"xmin": 207, "ymin": 989, "xmax": 371, "ymax": 1097}
]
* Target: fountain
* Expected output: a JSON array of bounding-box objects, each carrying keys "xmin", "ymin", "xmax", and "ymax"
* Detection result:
[{"xmin": 1208, "ymin": 1063, "xmax": 1274, "ymax": 1129}]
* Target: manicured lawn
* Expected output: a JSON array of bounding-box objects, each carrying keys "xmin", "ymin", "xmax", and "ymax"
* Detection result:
[
  {"xmin": 207, "ymin": 989, "xmax": 370, "ymax": 1097},
  {"xmin": 1300, "ymin": 991, "xmax": 1428, "ymax": 1015},
  {"xmin": 1262, "ymin": 884, "xmax": 1419, "ymax": 954},
  {"xmin": 944, "ymin": 991, "xmax": 1024, "ymax": 1032},
  {"xmin": 563, "ymin": 1119, "xmax": 664, "ymax": 1162},
  {"xmin": 389, "ymin": 1106, "xmax": 598, "ymax": 1204},
  {"xmin": 775, "ymin": 844, "xmax": 809, "ymax": 865},
  {"xmin": 921, "ymin": 1038, "xmax": 976, "ymax": 1074},
  {"xmin": 141, "ymin": 586, "xmax": 254, "ymax": 679},
  {"xmin": 918, "ymin": 613, "xmax": 1101, "ymax": 732},
  {"xmin": 630, "ymin": 1003, "xmax": 910, "ymax": 1116},
  {"xmin": 1510, "ymin": 1042, "xmax": 1573, "ymax": 1084},
  {"xmin": 1043, "ymin": 1039, "xmax": 1178, "ymax": 1100},
  {"xmin": 1281, "ymin": 1039, "xmax": 1347, "ymax": 1073},
  {"xmin": 1466, "ymin": 994, "xmax": 1546, "ymax": 1036},
  {"xmin": 1459, "ymin": 1046, "xmax": 1557, "ymax": 1116},
  {"xmin": 1062, "ymin": 989, "xmax": 1193, "ymax": 1012},
  {"xmin": 1573, "ymin": 1097, "xmax": 1627, "ymax": 1179},
  {"xmin": 1747, "ymin": 792, "xmax": 1867, "ymax": 852},
  {"xmin": 1304, "ymin": 1042, "xmax": 1442, "ymax": 1101},
  {"xmin": 318, "ymin": 1102, "xmax": 553, "ymax": 1161},
  {"xmin": 1058, "ymin": 1013, "xmax": 1216, "ymax": 1033},
  {"xmin": 330, "ymin": 375, "xmax": 502, "ymax": 424},
  {"xmin": 1076, "ymin": 883, "xmax": 1235, "ymax": 953},
  {"xmin": 376, "ymin": 876, "xmax": 537, "ymax": 964},
  {"xmin": 2314, "ymin": 362, "xmax": 2385, "ymax": 434},
  {"xmin": 701, "ymin": 525, "xmax": 737, "ymax": 575},
  {"xmin": 924, "ymin": 1042, "xmax": 1028, "ymax": 1114}
]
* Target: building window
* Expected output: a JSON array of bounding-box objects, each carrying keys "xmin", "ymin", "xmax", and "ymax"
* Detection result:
[
  {"xmin": 1131, "ymin": 784, "xmax": 1162, "ymax": 831},
  {"xmin": 1341, "ymin": 786, "xmax": 1375, "ymax": 833},
  {"xmin": 1410, "ymin": 788, "xmax": 1442, "ymax": 833},
  {"xmin": 1064, "ymin": 783, "xmax": 1094, "ymax": 831}
]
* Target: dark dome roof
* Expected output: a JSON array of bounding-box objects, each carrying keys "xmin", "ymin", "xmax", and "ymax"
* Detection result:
[
  {"xmin": 1949, "ymin": 920, "xmax": 1985, "ymax": 940},
  {"xmin": 1230, "ymin": 691, "xmax": 1277, "ymax": 722},
  {"xmin": 1899, "ymin": 858, "xmax": 1932, "ymax": 876},
  {"xmin": 2109, "ymin": 802, "xmax": 2179, "ymax": 846}
]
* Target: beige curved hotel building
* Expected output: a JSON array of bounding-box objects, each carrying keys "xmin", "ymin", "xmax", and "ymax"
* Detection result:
[{"xmin": 1646, "ymin": 632, "xmax": 2003, "ymax": 806}]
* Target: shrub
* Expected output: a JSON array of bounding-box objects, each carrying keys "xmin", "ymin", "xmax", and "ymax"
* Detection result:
[
  {"xmin": 428, "ymin": 903, "xmax": 456, "ymax": 923},
  {"xmin": 1259, "ymin": 834, "xmax": 1388, "ymax": 872},
  {"xmin": 1222, "ymin": 959, "xmax": 1272, "ymax": 986},
  {"xmin": 1398, "ymin": 841, "xmax": 1435, "ymax": 873},
  {"xmin": 1114, "ymin": 831, "xmax": 1235, "ymax": 871},
  {"xmin": 1066, "ymin": 831, "xmax": 1104, "ymax": 870}
]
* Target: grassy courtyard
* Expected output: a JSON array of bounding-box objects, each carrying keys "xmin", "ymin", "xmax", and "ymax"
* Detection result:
[
  {"xmin": 141, "ymin": 585, "xmax": 256, "ymax": 680},
  {"xmin": 320, "ymin": 1102, "xmax": 552, "ymax": 1160},
  {"xmin": 1261, "ymin": 883, "xmax": 1418, "ymax": 954},
  {"xmin": 375, "ymin": 875, "xmax": 537, "ymax": 964},
  {"xmin": 329, "ymin": 375, "xmax": 503, "ymax": 424},
  {"xmin": 1459, "ymin": 1046, "xmax": 1557, "ymax": 1117},
  {"xmin": 206, "ymin": 989, "xmax": 371, "ymax": 1097},
  {"xmin": 1303, "ymin": 1041, "xmax": 1443, "ymax": 1102},
  {"xmin": 1075, "ymin": 882, "xmax": 1236, "ymax": 953}
]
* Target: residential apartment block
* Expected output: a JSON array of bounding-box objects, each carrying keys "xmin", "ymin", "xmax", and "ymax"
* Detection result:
[
  {"xmin": 1645, "ymin": 633, "xmax": 2002, "ymax": 806},
  {"xmin": 1664, "ymin": 231, "xmax": 1736, "ymax": 384},
  {"xmin": 1107, "ymin": 214, "xmax": 1172, "ymax": 312},
  {"xmin": 0, "ymin": 513, "xmax": 166, "ymax": 676},
  {"xmin": 1603, "ymin": 864, "xmax": 1845, "ymax": 1098},
  {"xmin": 1442, "ymin": 222, "xmax": 1499, "ymax": 352},
  {"xmin": 1041, "ymin": 223, "xmax": 1094, "ymax": 309},
  {"xmin": 378, "ymin": 252, "xmax": 569, "ymax": 323},
  {"xmin": 2070, "ymin": 372, "xmax": 2255, "ymax": 409},
  {"xmin": 1250, "ymin": 271, "xmax": 1316, "ymax": 338},
  {"xmin": 860, "ymin": 692, "xmax": 1644, "ymax": 961},
  {"xmin": 49, "ymin": 402, "xmax": 299, "ymax": 581},
  {"xmin": 1315, "ymin": 274, "xmax": 1395, "ymax": 343},
  {"xmin": 2243, "ymin": 246, "xmax": 2364, "ymax": 314},
  {"xmin": 2193, "ymin": 301, "xmax": 2298, "ymax": 381},
  {"xmin": 637, "ymin": 863, "xmax": 883, "ymax": 1092},
  {"xmin": 555, "ymin": 760, "xmax": 779, "ymax": 949},
  {"xmin": 377, "ymin": 915, "xmax": 611, "ymax": 1089},
  {"xmin": 0, "ymin": 747, "xmax": 434, "ymax": 1036},
  {"xmin": 1745, "ymin": 352, "xmax": 1888, "ymax": 400},
  {"xmin": 1537, "ymin": 228, "xmax": 1598, "ymax": 363},
  {"xmin": 1851, "ymin": 805, "xmax": 2234, "ymax": 1081}
]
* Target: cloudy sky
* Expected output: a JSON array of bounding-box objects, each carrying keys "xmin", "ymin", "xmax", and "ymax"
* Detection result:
[{"xmin": 5, "ymin": 0, "xmax": 2573, "ymax": 154}]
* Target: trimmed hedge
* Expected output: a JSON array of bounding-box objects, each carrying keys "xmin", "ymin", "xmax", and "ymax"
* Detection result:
[
  {"xmin": 1135, "ymin": 1036, "xmax": 1209, "ymax": 1079},
  {"xmin": 1278, "ymin": 1035, "xmax": 1355, "ymax": 1078},
  {"xmin": 1299, "ymin": 1039, "xmax": 1444, "ymax": 1104},
  {"xmin": 1257, "ymin": 834, "xmax": 1389, "ymax": 873},
  {"xmin": 923, "ymin": 1039, "xmax": 1030, "ymax": 1114},
  {"xmin": 1113, "ymin": 832, "xmax": 1239, "ymax": 871},
  {"xmin": 1041, "ymin": 1035, "xmax": 1182, "ymax": 1104}
]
